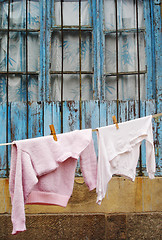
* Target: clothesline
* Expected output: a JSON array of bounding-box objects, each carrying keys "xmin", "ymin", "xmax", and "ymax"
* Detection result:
[
  {"xmin": 0, "ymin": 113, "xmax": 161, "ymax": 147},
  {"xmin": 92, "ymin": 112, "xmax": 162, "ymax": 132}
]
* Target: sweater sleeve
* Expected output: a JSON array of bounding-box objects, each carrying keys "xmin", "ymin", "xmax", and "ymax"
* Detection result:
[
  {"xmin": 9, "ymin": 145, "xmax": 38, "ymax": 235},
  {"xmin": 80, "ymin": 138, "xmax": 97, "ymax": 191},
  {"xmin": 96, "ymin": 132, "xmax": 112, "ymax": 205},
  {"xmin": 146, "ymin": 117, "xmax": 156, "ymax": 179},
  {"xmin": 146, "ymin": 140, "xmax": 156, "ymax": 179}
]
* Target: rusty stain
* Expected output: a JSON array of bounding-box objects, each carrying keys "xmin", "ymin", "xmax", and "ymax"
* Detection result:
[
  {"xmin": 67, "ymin": 101, "xmax": 75, "ymax": 111},
  {"xmin": 32, "ymin": 112, "xmax": 40, "ymax": 116},
  {"xmin": 66, "ymin": 101, "xmax": 79, "ymax": 128},
  {"xmin": 68, "ymin": 112, "xmax": 76, "ymax": 128},
  {"xmin": 28, "ymin": 101, "xmax": 32, "ymax": 106},
  {"xmin": 67, "ymin": 101, "xmax": 78, "ymax": 113}
]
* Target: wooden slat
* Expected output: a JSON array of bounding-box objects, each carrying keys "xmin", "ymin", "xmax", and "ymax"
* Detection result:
[
  {"xmin": 53, "ymin": 102, "xmax": 61, "ymax": 134},
  {"xmin": 63, "ymin": 101, "xmax": 80, "ymax": 133},
  {"xmin": 140, "ymin": 100, "xmax": 146, "ymax": 169},
  {"xmin": 154, "ymin": 2, "xmax": 162, "ymax": 176},
  {"xmin": 62, "ymin": 101, "xmax": 80, "ymax": 176},
  {"xmin": 92, "ymin": 0, "xmax": 98, "ymax": 99},
  {"xmin": 146, "ymin": 99, "xmax": 160, "ymax": 175},
  {"xmin": 143, "ymin": 0, "xmax": 155, "ymax": 99},
  {"xmin": 99, "ymin": 101, "xmax": 107, "ymax": 127},
  {"xmin": 0, "ymin": 103, "xmax": 7, "ymax": 177},
  {"xmin": 82, "ymin": 100, "xmax": 100, "ymax": 129},
  {"xmin": 45, "ymin": 0, "xmax": 51, "ymax": 101},
  {"xmin": 44, "ymin": 102, "xmax": 53, "ymax": 136},
  {"xmin": 39, "ymin": 0, "xmax": 46, "ymax": 101},
  {"xmin": 7, "ymin": 103, "xmax": 11, "ymax": 174},
  {"xmin": 44, "ymin": 102, "xmax": 61, "ymax": 136},
  {"xmin": 82, "ymin": 100, "xmax": 100, "ymax": 157},
  {"xmin": 107, "ymin": 101, "xmax": 117, "ymax": 125},
  {"xmin": 28, "ymin": 102, "xmax": 44, "ymax": 139},
  {"xmin": 99, "ymin": 0, "xmax": 105, "ymax": 100},
  {"xmin": 10, "ymin": 103, "xmax": 27, "ymax": 142},
  {"xmin": 118, "ymin": 100, "xmax": 128, "ymax": 123},
  {"xmin": 128, "ymin": 100, "xmax": 139, "ymax": 120},
  {"xmin": 6, "ymin": 102, "xmax": 27, "ymax": 171}
]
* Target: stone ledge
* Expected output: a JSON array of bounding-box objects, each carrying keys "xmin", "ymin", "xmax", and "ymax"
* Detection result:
[
  {"xmin": 1, "ymin": 177, "xmax": 162, "ymax": 214},
  {"xmin": 0, "ymin": 212, "xmax": 161, "ymax": 240}
]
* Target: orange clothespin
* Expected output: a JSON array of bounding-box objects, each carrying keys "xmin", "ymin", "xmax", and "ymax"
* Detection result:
[
  {"xmin": 112, "ymin": 115, "xmax": 119, "ymax": 129},
  {"xmin": 49, "ymin": 124, "xmax": 57, "ymax": 141}
]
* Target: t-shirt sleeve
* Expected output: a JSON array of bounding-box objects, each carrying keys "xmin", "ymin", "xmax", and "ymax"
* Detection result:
[{"xmin": 80, "ymin": 138, "xmax": 97, "ymax": 191}]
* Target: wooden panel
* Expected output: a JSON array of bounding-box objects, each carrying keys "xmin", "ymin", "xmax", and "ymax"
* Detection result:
[
  {"xmin": 99, "ymin": 0, "xmax": 105, "ymax": 100},
  {"xmin": 128, "ymin": 100, "xmax": 139, "ymax": 120},
  {"xmin": 143, "ymin": 0, "xmax": 156, "ymax": 99},
  {"xmin": 82, "ymin": 100, "xmax": 100, "ymax": 158},
  {"xmin": 10, "ymin": 103, "xmax": 27, "ymax": 142},
  {"xmin": 45, "ymin": 0, "xmax": 51, "ymax": 101},
  {"xmin": 63, "ymin": 101, "xmax": 80, "ymax": 176},
  {"xmin": 39, "ymin": 0, "xmax": 46, "ymax": 101},
  {"xmin": 44, "ymin": 101, "xmax": 61, "ymax": 137},
  {"xmin": 8, "ymin": 102, "xmax": 27, "ymax": 171},
  {"xmin": 82, "ymin": 100, "xmax": 100, "ymax": 129},
  {"xmin": 0, "ymin": 103, "xmax": 7, "ymax": 177},
  {"xmin": 63, "ymin": 101, "xmax": 80, "ymax": 133},
  {"xmin": 146, "ymin": 99, "xmax": 160, "ymax": 176},
  {"xmin": 92, "ymin": 0, "xmax": 97, "ymax": 99},
  {"xmin": 44, "ymin": 102, "xmax": 53, "ymax": 136},
  {"xmin": 154, "ymin": 1, "xmax": 162, "ymax": 176},
  {"xmin": 156, "ymin": 116, "xmax": 162, "ymax": 176},
  {"xmin": 100, "ymin": 101, "xmax": 107, "ymax": 127},
  {"xmin": 28, "ymin": 102, "xmax": 44, "ymax": 139},
  {"xmin": 140, "ymin": 100, "xmax": 146, "ymax": 169},
  {"xmin": 0, "ymin": 100, "xmax": 161, "ymax": 177},
  {"xmin": 118, "ymin": 101, "xmax": 129, "ymax": 123},
  {"xmin": 53, "ymin": 102, "xmax": 61, "ymax": 134},
  {"xmin": 107, "ymin": 101, "xmax": 117, "ymax": 125}
]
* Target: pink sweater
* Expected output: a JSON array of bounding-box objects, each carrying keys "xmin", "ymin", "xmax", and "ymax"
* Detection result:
[{"xmin": 9, "ymin": 129, "xmax": 97, "ymax": 235}]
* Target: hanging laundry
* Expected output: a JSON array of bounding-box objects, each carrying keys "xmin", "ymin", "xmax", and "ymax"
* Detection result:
[
  {"xmin": 96, "ymin": 115, "xmax": 156, "ymax": 205},
  {"xmin": 9, "ymin": 129, "xmax": 97, "ymax": 235}
]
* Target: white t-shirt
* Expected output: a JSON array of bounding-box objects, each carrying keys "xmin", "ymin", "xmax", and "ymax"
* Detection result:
[{"xmin": 96, "ymin": 115, "xmax": 155, "ymax": 204}]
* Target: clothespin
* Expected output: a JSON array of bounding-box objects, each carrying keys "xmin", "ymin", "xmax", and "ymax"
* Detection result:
[
  {"xmin": 112, "ymin": 115, "xmax": 119, "ymax": 129},
  {"xmin": 49, "ymin": 124, "xmax": 57, "ymax": 141}
]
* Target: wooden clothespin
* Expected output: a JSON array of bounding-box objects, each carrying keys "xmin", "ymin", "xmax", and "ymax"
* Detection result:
[
  {"xmin": 112, "ymin": 115, "xmax": 119, "ymax": 129},
  {"xmin": 49, "ymin": 124, "xmax": 57, "ymax": 141}
]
